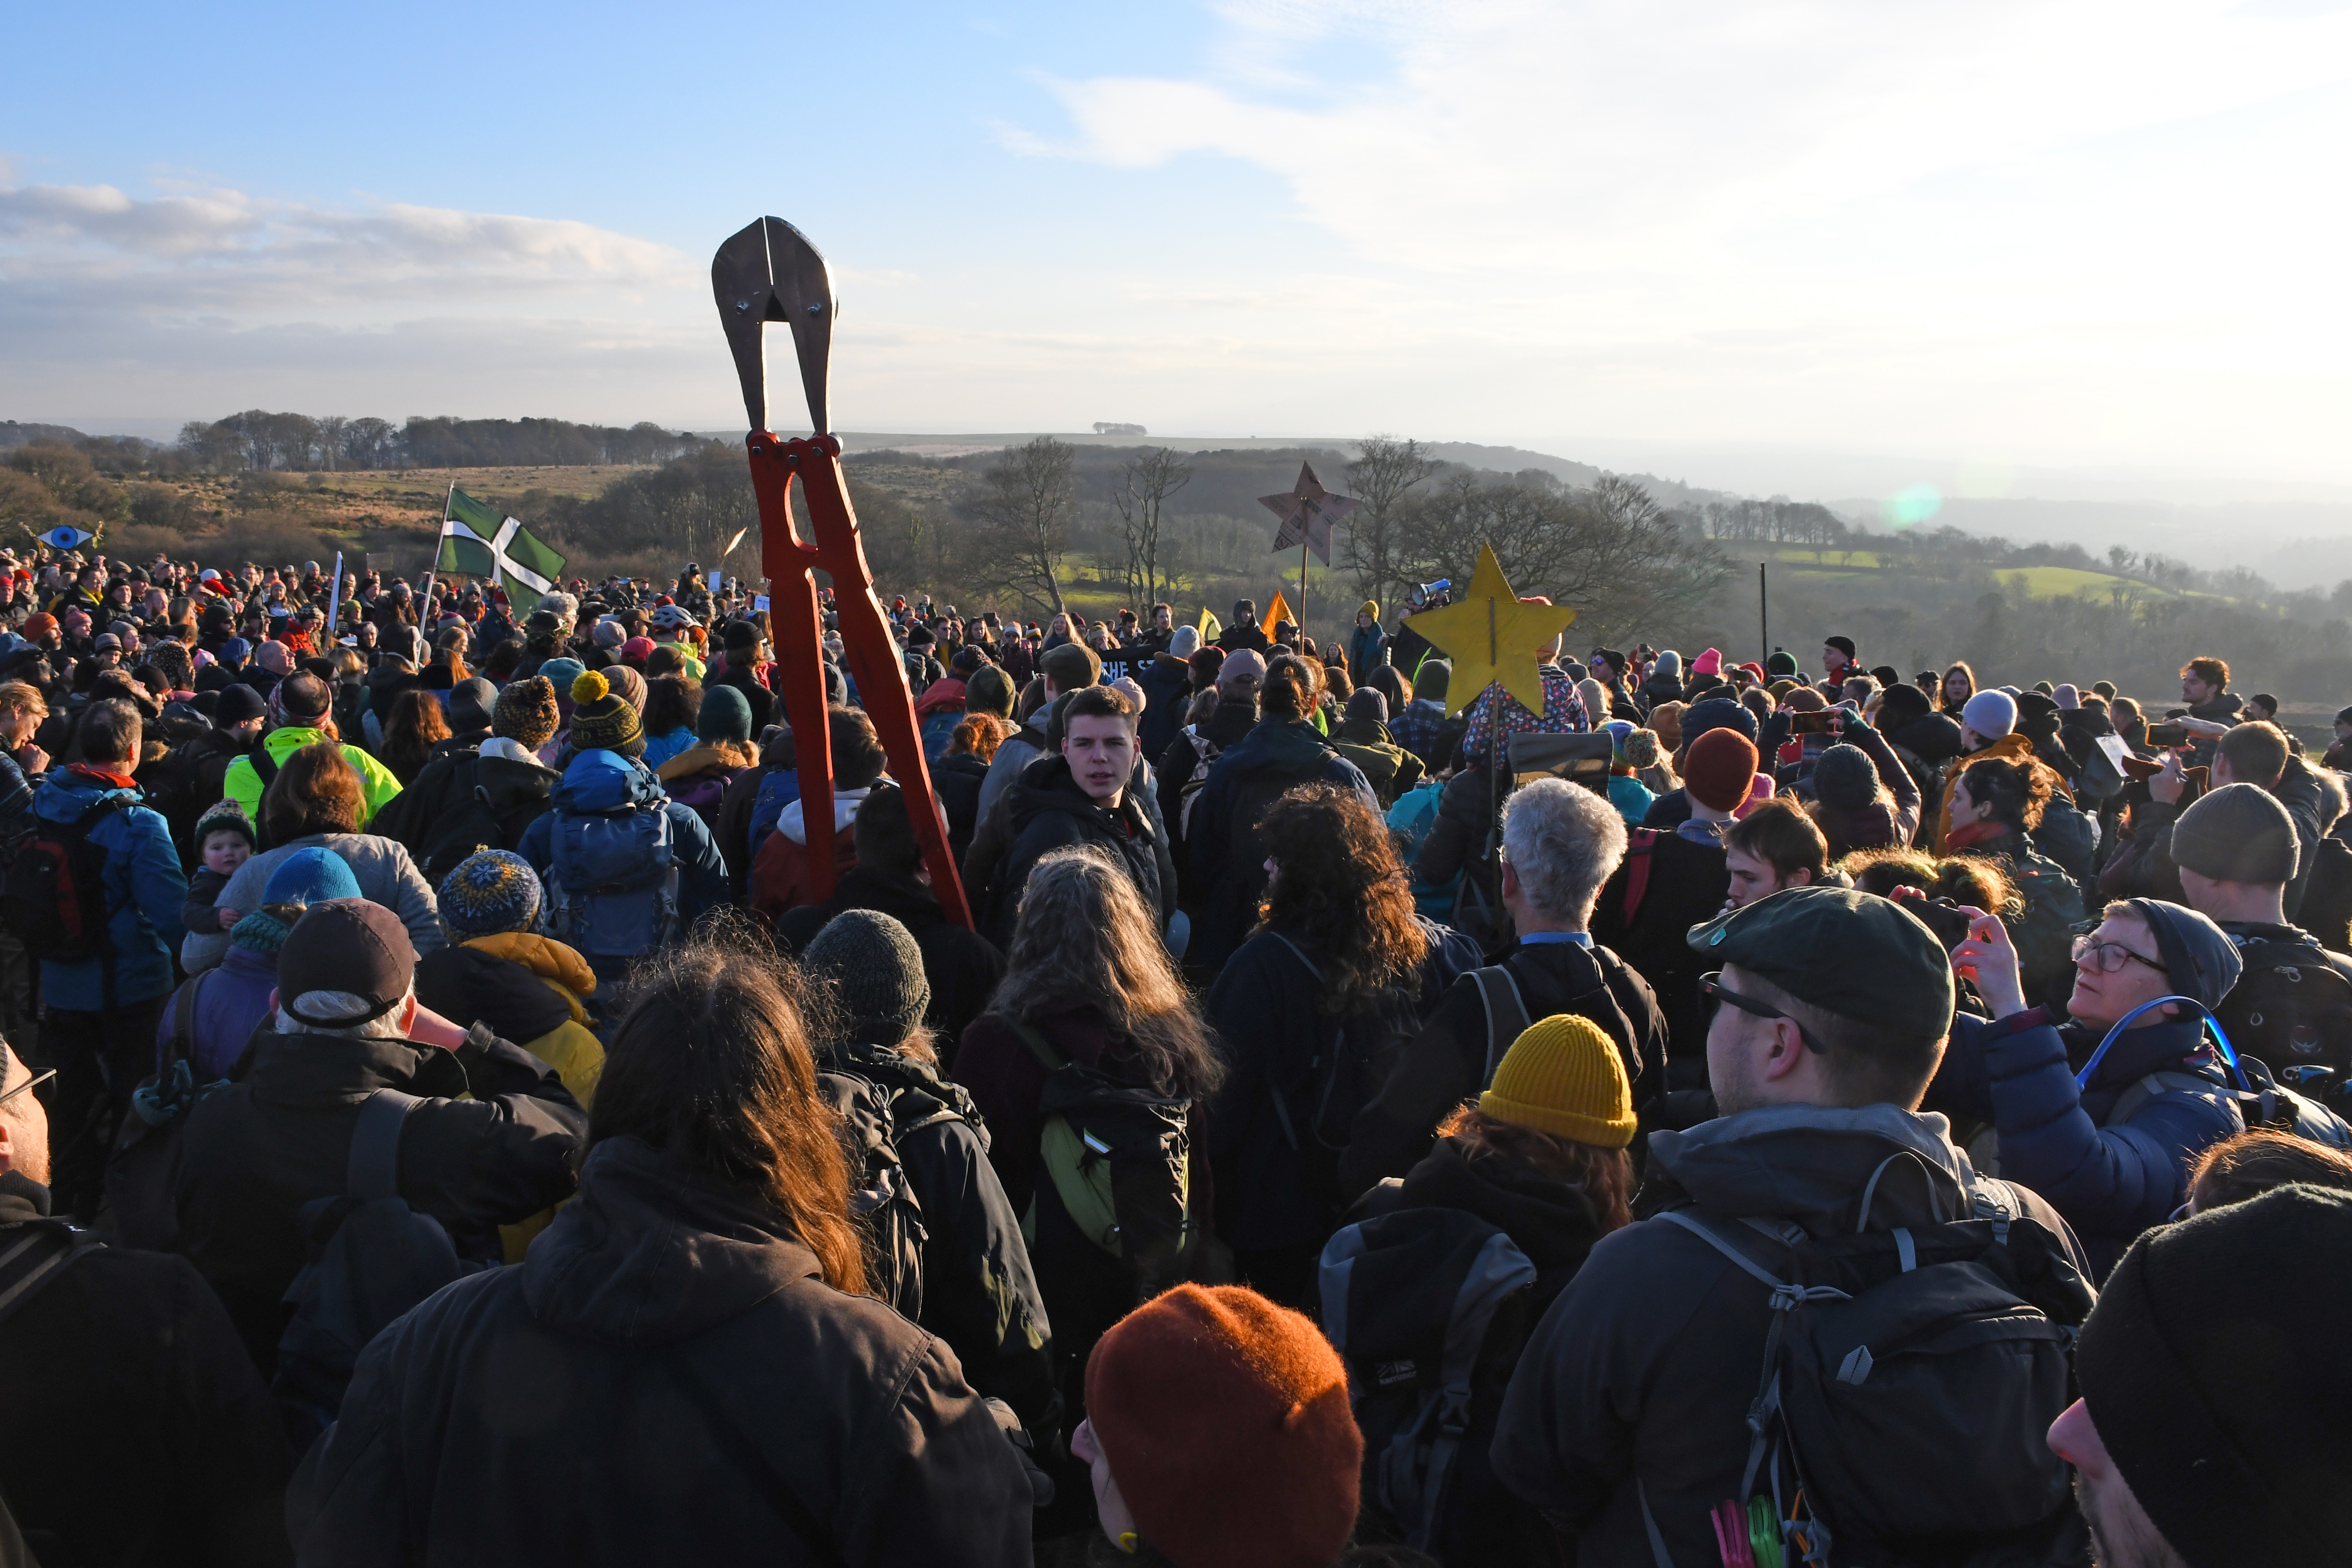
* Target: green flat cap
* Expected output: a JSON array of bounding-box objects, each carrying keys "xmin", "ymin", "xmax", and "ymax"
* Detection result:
[{"xmin": 1686, "ymin": 885, "xmax": 1955, "ymax": 1040}]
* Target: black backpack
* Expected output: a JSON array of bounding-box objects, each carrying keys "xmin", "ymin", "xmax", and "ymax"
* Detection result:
[
  {"xmin": 1262, "ymin": 934, "xmax": 1422, "ymax": 1216},
  {"xmin": 816, "ymin": 1045, "xmax": 980, "ymax": 1320},
  {"xmin": 0, "ymin": 796, "xmax": 128, "ymax": 963},
  {"xmin": 273, "ymin": 1089, "xmax": 480, "ymax": 1456},
  {"xmin": 2216, "ymin": 936, "xmax": 2352, "ymax": 1089},
  {"xmin": 105, "ymin": 972, "xmax": 233, "ymax": 1251},
  {"xmin": 1005, "ymin": 1017, "xmax": 1192, "ymax": 1301},
  {"xmin": 1319, "ymin": 1206, "xmax": 1545, "ymax": 1561},
  {"xmin": 1642, "ymin": 1156, "xmax": 2095, "ymax": 1566}
]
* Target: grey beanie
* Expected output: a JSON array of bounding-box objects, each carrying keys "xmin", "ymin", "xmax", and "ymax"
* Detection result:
[
  {"xmin": 1654, "ymin": 649, "xmax": 1682, "ymax": 678},
  {"xmin": 1345, "ymin": 687, "xmax": 1388, "ymax": 723},
  {"xmin": 449, "ymin": 676, "xmax": 498, "ymax": 733},
  {"xmin": 803, "ymin": 909, "xmax": 931, "ymax": 1043},
  {"xmin": 2172, "ymin": 782, "xmax": 2300, "ymax": 888},
  {"xmin": 1412, "ymin": 659, "xmax": 1451, "ymax": 702},
  {"xmin": 1811, "ymin": 743, "xmax": 1879, "ymax": 813}
]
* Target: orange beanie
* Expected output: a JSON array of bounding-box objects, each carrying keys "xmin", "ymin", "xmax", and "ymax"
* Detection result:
[{"xmin": 1084, "ymin": 1285, "xmax": 1361, "ymax": 1568}]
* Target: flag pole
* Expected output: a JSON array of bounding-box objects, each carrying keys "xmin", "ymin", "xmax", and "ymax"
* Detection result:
[
  {"xmin": 1298, "ymin": 532, "xmax": 1309, "ymax": 642},
  {"xmin": 326, "ymin": 550, "xmax": 343, "ymax": 642}
]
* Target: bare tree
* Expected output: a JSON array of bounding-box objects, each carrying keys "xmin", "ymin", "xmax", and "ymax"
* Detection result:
[
  {"xmin": 314, "ymin": 416, "xmax": 350, "ymax": 472},
  {"xmin": 1344, "ymin": 434, "xmax": 1439, "ymax": 612},
  {"xmin": 1112, "ymin": 446, "xmax": 1192, "ymax": 611},
  {"xmin": 968, "ymin": 436, "xmax": 1075, "ymax": 615}
]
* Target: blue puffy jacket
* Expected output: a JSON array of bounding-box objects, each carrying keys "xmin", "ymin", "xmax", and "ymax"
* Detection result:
[
  {"xmin": 29, "ymin": 767, "xmax": 187, "ymax": 1012},
  {"xmin": 1930, "ymin": 1009, "xmax": 2235, "ymax": 1276}
]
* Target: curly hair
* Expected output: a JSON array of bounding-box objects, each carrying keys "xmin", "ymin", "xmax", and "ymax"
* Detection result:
[
  {"xmin": 1952, "ymin": 754, "xmax": 2058, "ymax": 832},
  {"xmin": 589, "ymin": 934, "xmax": 868, "ymax": 1296},
  {"xmin": 1842, "ymin": 846, "xmax": 2022, "ymax": 919},
  {"xmin": 992, "ymin": 847, "xmax": 1223, "ymax": 1098},
  {"xmin": 1255, "ymin": 784, "xmax": 1429, "ymax": 1013}
]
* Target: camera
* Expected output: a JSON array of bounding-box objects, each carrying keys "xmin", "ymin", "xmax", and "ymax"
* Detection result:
[
  {"xmin": 1407, "ymin": 580, "xmax": 1452, "ymax": 611},
  {"xmin": 1889, "ymin": 887, "xmax": 1974, "ymax": 950}
]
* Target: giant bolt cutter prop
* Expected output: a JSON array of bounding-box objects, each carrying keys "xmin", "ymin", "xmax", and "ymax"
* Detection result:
[{"xmin": 713, "ymin": 216, "xmax": 971, "ymax": 924}]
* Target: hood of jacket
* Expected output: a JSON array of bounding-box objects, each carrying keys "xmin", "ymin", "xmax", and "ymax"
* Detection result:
[
  {"xmin": 1228, "ymin": 715, "xmax": 1340, "ymax": 779},
  {"xmin": 1648, "ymin": 1102, "xmax": 1981, "ymax": 1236},
  {"xmin": 913, "ymin": 676, "xmax": 966, "ymax": 718},
  {"xmin": 245, "ymin": 1024, "xmax": 473, "ymax": 1107},
  {"xmin": 522, "ymin": 1134, "xmax": 823, "ymax": 1348},
  {"xmin": 553, "ymin": 747, "xmax": 667, "ymax": 814},
  {"xmin": 414, "ymin": 943, "xmax": 574, "ymax": 1045},
  {"xmin": 809, "ymin": 866, "xmax": 949, "ymax": 935},
  {"xmin": 1392, "ymin": 1135, "xmax": 1609, "ymax": 1274},
  {"xmin": 33, "ymin": 764, "xmax": 140, "ymax": 823},
  {"xmin": 1203, "ymin": 696, "xmax": 1259, "ymax": 748},
  {"xmin": 776, "ymin": 785, "xmax": 868, "ymax": 847},
  {"xmin": 657, "ymin": 740, "xmax": 757, "ymax": 783},
  {"xmin": 1005, "ymin": 755, "xmax": 1151, "ymax": 843},
  {"xmin": 474, "ymin": 750, "xmax": 563, "ymax": 813}
]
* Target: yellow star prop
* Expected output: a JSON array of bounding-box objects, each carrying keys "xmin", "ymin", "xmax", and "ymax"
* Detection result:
[{"xmin": 1405, "ymin": 544, "xmax": 1578, "ymax": 717}]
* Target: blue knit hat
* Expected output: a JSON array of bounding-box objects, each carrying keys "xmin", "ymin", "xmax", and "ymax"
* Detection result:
[
  {"xmin": 263, "ymin": 846, "xmax": 362, "ymax": 906},
  {"xmin": 438, "ymin": 849, "xmax": 543, "ymax": 940}
]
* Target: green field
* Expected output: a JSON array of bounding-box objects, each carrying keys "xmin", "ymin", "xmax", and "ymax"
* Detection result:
[{"xmin": 1755, "ymin": 547, "xmax": 2200, "ymax": 604}]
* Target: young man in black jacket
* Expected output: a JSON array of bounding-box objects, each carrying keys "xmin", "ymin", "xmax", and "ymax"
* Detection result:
[{"xmin": 1343, "ymin": 777, "xmax": 1669, "ymax": 1194}]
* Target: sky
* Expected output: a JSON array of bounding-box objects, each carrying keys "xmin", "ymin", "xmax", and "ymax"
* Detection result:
[{"xmin": 5, "ymin": 0, "xmax": 2351, "ymax": 498}]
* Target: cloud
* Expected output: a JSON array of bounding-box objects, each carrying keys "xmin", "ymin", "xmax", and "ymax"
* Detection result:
[{"xmin": 0, "ymin": 180, "xmax": 693, "ymax": 317}]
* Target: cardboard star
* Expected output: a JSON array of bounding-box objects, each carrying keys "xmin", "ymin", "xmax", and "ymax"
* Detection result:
[
  {"xmin": 1404, "ymin": 544, "xmax": 1578, "ymax": 716},
  {"xmin": 1260, "ymin": 463, "xmax": 1359, "ymax": 565}
]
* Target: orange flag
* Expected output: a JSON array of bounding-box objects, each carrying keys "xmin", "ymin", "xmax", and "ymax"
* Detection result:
[{"xmin": 1261, "ymin": 588, "xmax": 1291, "ymax": 637}]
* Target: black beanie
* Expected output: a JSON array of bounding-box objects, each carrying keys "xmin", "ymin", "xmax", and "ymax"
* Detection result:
[
  {"xmin": 1811, "ymin": 743, "xmax": 1878, "ymax": 812},
  {"xmin": 2172, "ymin": 782, "xmax": 2300, "ymax": 887},
  {"xmin": 2076, "ymin": 1184, "xmax": 2352, "ymax": 1567}
]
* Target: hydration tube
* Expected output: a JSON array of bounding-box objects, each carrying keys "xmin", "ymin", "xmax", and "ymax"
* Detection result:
[{"xmin": 2074, "ymin": 995, "xmax": 2250, "ymax": 1092}]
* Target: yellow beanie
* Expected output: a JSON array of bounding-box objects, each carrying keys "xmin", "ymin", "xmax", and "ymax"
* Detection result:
[
  {"xmin": 1480, "ymin": 1014, "xmax": 1636, "ymax": 1148},
  {"xmin": 1358, "ymin": 599, "xmax": 1380, "ymax": 621}
]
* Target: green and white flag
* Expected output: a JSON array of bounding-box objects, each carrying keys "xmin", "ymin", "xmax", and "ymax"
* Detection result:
[{"xmin": 436, "ymin": 488, "xmax": 566, "ymax": 604}]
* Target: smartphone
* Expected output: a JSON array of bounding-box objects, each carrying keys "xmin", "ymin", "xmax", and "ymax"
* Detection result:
[
  {"xmin": 2145, "ymin": 722, "xmax": 2191, "ymax": 747},
  {"xmin": 1791, "ymin": 711, "xmax": 1837, "ymax": 735}
]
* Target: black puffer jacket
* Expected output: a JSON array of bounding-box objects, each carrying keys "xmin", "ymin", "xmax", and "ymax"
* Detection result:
[
  {"xmin": 369, "ymin": 748, "xmax": 563, "ymax": 884},
  {"xmin": 173, "ymin": 1022, "xmax": 587, "ymax": 1375},
  {"xmin": 287, "ymin": 1136, "xmax": 1032, "ymax": 1567}
]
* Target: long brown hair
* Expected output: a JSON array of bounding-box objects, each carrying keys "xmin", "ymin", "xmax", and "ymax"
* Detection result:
[
  {"xmin": 1939, "ymin": 661, "xmax": 1977, "ymax": 714},
  {"xmin": 991, "ymin": 847, "xmax": 1223, "ymax": 1099},
  {"xmin": 380, "ymin": 688, "xmax": 450, "ymax": 783},
  {"xmin": 1255, "ymin": 784, "xmax": 1427, "ymax": 1013},
  {"xmin": 1437, "ymin": 1103, "xmax": 1635, "ymax": 1232},
  {"xmin": 261, "ymin": 740, "xmax": 365, "ymax": 842},
  {"xmin": 588, "ymin": 937, "xmax": 868, "ymax": 1295}
]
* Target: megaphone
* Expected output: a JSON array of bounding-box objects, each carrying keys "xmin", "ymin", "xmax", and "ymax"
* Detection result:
[{"xmin": 1407, "ymin": 579, "xmax": 1451, "ymax": 610}]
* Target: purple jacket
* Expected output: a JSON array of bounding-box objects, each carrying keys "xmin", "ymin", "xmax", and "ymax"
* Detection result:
[{"xmin": 156, "ymin": 942, "xmax": 279, "ymax": 1081}]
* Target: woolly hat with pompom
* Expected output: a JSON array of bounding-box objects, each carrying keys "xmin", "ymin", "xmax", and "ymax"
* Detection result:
[{"xmin": 566, "ymin": 667, "xmax": 644, "ymax": 756}]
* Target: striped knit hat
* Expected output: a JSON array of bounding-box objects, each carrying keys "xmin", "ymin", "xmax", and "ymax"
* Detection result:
[
  {"xmin": 566, "ymin": 668, "xmax": 644, "ymax": 756},
  {"xmin": 437, "ymin": 849, "xmax": 543, "ymax": 940},
  {"xmin": 1480, "ymin": 1014, "xmax": 1636, "ymax": 1148}
]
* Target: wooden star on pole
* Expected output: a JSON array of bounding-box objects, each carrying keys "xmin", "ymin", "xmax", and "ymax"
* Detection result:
[
  {"xmin": 1259, "ymin": 462, "xmax": 1358, "ymax": 564},
  {"xmin": 1404, "ymin": 544, "xmax": 1578, "ymax": 716}
]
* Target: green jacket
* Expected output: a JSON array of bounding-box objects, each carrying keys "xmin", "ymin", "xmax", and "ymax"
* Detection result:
[{"xmin": 222, "ymin": 725, "xmax": 404, "ymax": 828}]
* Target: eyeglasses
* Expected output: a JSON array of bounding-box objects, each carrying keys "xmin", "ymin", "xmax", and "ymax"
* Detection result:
[
  {"xmin": 0, "ymin": 1067, "xmax": 55, "ymax": 1108},
  {"xmin": 2071, "ymin": 935, "xmax": 2166, "ymax": 976},
  {"xmin": 1699, "ymin": 971, "xmax": 1825, "ymax": 1054}
]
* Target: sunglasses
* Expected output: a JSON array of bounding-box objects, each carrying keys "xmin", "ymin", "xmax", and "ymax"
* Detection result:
[
  {"xmin": 0, "ymin": 1067, "xmax": 55, "ymax": 1108},
  {"xmin": 1699, "ymin": 971, "xmax": 1825, "ymax": 1055}
]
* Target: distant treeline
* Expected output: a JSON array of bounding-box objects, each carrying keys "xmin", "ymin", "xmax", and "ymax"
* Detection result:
[{"xmin": 174, "ymin": 412, "xmax": 704, "ymax": 473}]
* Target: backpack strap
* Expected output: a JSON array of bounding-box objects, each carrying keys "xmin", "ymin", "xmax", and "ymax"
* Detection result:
[
  {"xmin": 347, "ymin": 1088, "xmax": 422, "ymax": 1202},
  {"xmin": 2104, "ymin": 1069, "xmax": 2241, "ymax": 1134},
  {"xmin": 1004, "ymin": 1016, "xmax": 1068, "ymax": 1073},
  {"xmin": 248, "ymin": 737, "xmax": 279, "ymax": 789},
  {"xmin": 0, "ymin": 1223, "xmax": 98, "ymax": 1332},
  {"xmin": 164, "ymin": 968, "xmax": 210, "ymax": 1072},
  {"xmin": 1620, "ymin": 829, "xmax": 1659, "ymax": 924},
  {"xmin": 1470, "ymin": 965, "xmax": 1532, "ymax": 1088}
]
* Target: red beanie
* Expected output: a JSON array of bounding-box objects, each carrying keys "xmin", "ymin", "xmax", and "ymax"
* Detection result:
[
  {"xmin": 1085, "ymin": 1285, "xmax": 1361, "ymax": 1568},
  {"xmin": 1685, "ymin": 728, "xmax": 1760, "ymax": 812}
]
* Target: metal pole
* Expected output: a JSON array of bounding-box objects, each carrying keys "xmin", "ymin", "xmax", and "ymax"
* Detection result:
[
  {"xmin": 1759, "ymin": 561, "xmax": 1769, "ymax": 666},
  {"xmin": 1298, "ymin": 531, "xmax": 1309, "ymax": 642}
]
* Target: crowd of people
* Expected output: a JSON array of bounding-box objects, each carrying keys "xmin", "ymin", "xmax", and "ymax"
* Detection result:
[{"xmin": 0, "ymin": 551, "xmax": 2345, "ymax": 1568}]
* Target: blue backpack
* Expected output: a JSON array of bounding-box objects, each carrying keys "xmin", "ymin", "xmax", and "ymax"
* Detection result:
[
  {"xmin": 546, "ymin": 798, "xmax": 680, "ymax": 965},
  {"xmin": 749, "ymin": 769, "xmax": 802, "ymax": 862},
  {"xmin": 1386, "ymin": 778, "xmax": 1460, "ymax": 922},
  {"xmin": 920, "ymin": 708, "xmax": 964, "ymax": 762}
]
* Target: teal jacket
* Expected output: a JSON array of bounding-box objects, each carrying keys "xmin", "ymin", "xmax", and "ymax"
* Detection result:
[{"xmin": 31, "ymin": 767, "xmax": 188, "ymax": 1010}]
